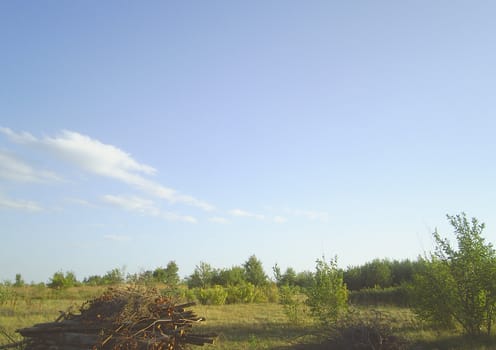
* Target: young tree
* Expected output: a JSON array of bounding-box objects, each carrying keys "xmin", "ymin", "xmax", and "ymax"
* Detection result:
[
  {"xmin": 413, "ymin": 213, "xmax": 496, "ymax": 335},
  {"xmin": 153, "ymin": 261, "xmax": 180, "ymax": 286},
  {"xmin": 14, "ymin": 273, "xmax": 25, "ymax": 287},
  {"xmin": 187, "ymin": 262, "xmax": 215, "ymax": 288},
  {"xmin": 305, "ymin": 256, "xmax": 348, "ymax": 326},
  {"xmin": 243, "ymin": 255, "xmax": 267, "ymax": 287}
]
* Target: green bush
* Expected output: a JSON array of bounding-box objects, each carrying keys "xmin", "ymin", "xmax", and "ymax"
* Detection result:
[
  {"xmin": 195, "ymin": 285, "xmax": 228, "ymax": 305},
  {"xmin": 279, "ymin": 285, "xmax": 305, "ymax": 324},
  {"xmin": 0, "ymin": 285, "xmax": 16, "ymax": 305},
  {"xmin": 305, "ymin": 257, "xmax": 348, "ymax": 326},
  {"xmin": 349, "ymin": 285, "xmax": 411, "ymax": 307},
  {"xmin": 226, "ymin": 282, "xmax": 256, "ymax": 304}
]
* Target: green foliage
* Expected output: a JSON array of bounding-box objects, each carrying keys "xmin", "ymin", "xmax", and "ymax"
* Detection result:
[
  {"xmin": 243, "ymin": 255, "xmax": 268, "ymax": 286},
  {"xmin": 349, "ymin": 285, "xmax": 411, "ymax": 307},
  {"xmin": 0, "ymin": 285, "xmax": 16, "ymax": 305},
  {"xmin": 83, "ymin": 275, "xmax": 104, "ymax": 286},
  {"xmin": 226, "ymin": 282, "xmax": 257, "ymax": 304},
  {"xmin": 305, "ymin": 257, "xmax": 348, "ymax": 326},
  {"xmin": 412, "ymin": 213, "xmax": 496, "ymax": 336},
  {"xmin": 102, "ymin": 268, "xmax": 125, "ymax": 285},
  {"xmin": 48, "ymin": 271, "xmax": 78, "ymax": 289},
  {"xmin": 273, "ymin": 264, "xmax": 298, "ymax": 287},
  {"xmin": 153, "ymin": 261, "xmax": 180, "ymax": 286},
  {"xmin": 279, "ymin": 285, "xmax": 305, "ymax": 324},
  {"xmin": 187, "ymin": 262, "xmax": 215, "ymax": 288},
  {"xmin": 212, "ymin": 266, "xmax": 245, "ymax": 286},
  {"xmin": 344, "ymin": 259, "xmax": 419, "ymax": 291},
  {"xmin": 195, "ymin": 285, "xmax": 228, "ymax": 305},
  {"xmin": 13, "ymin": 274, "xmax": 24, "ymax": 288},
  {"xmin": 295, "ymin": 271, "xmax": 314, "ymax": 289}
]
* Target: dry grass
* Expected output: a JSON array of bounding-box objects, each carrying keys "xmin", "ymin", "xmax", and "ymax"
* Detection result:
[{"xmin": 2, "ymin": 286, "xmax": 496, "ymax": 349}]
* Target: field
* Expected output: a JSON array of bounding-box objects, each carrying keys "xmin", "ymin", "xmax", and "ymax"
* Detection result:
[{"xmin": 1, "ymin": 286, "xmax": 496, "ymax": 350}]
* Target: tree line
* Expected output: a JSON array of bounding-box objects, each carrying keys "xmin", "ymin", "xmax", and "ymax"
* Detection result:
[
  {"xmin": 5, "ymin": 255, "xmax": 420, "ymax": 291},
  {"xmin": 5, "ymin": 212, "xmax": 496, "ymax": 338}
]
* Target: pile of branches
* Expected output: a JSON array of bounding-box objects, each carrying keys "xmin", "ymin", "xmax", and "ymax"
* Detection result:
[
  {"xmin": 327, "ymin": 309, "xmax": 409, "ymax": 350},
  {"xmin": 16, "ymin": 286, "xmax": 216, "ymax": 350}
]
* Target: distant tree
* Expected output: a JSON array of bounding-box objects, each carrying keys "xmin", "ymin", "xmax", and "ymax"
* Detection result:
[
  {"xmin": 295, "ymin": 271, "xmax": 314, "ymax": 289},
  {"xmin": 102, "ymin": 268, "xmax": 125, "ymax": 285},
  {"xmin": 343, "ymin": 265, "xmax": 362, "ymax": 291},
  {"xmin": 187, "ymin": 262, "xmax": 215, "ymax": 289},
  {"xmin": 48, "ymin": 271, "xmax": 77, "ymax": 289},
  {"xmin": 413, "ymin": 213, "xmax": 496, "ymax": 336},
  {"xmin": 163, "ymin": 261, "xmax": 180, "ymax": 286},
  {"xmin": 273, "ymin": 264, "xmax": 298, "ymax": 287},
  {"xmin": 362, "ymin": 259, "xmax": 392, "ymax": 288},
  {"xmin": 213, "ymin": 266, "xmax": 245, "ymax": 286},
  {"xmin": 243, "ymin": 255, "xmax": 267, "ymax": 286},
  {"xmin": 390, "ymin": 259, "xmax": 418, "ymax": 286},
  {"xmin": 14, "ymin": 273, "xmax": 25, "ymax": 287},
  {"xmin": 83, "ymin": 275, "xmax": 103, "ymax": 286}
]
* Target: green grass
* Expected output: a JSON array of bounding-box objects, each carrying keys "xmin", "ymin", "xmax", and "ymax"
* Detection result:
[{"xmin": 2, "ymin": 286, "xmax": 496, "ymax": 349}]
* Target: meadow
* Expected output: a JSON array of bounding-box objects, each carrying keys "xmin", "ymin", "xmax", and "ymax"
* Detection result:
[{"xmin": 1, "ymin": 285, "xmax": 496, "ymax": 350}]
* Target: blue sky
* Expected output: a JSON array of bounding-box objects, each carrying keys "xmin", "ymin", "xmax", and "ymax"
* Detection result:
[{"xmin": 1, "ymin": 1, "xmax": 496, "ymax": 283}]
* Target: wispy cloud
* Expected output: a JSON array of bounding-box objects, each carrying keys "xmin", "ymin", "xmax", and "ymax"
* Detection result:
[
  {"xmin": 102, "ymin": 195, "xmax": 160, "ymax": 216},
  {"xmin": 0, "ymin": 127, "xmax": 214, "ymax": 211},
  {"xmin": 284, "ymin": 208, "xmax": 329, "ymax": 222},
  {"xmin": 228, "ymin": 209, "xmax": 265, "ymax": 220},
  {"xmin": 64, "ymin": 198, "xmax": 99, "ymax": 208},
  {"xmin": 0, "ymin": 150, "xmax": 61, "ymax": 183},
  {"xmin": 103, "ymin": 234, "xmax": 131, "ymax": 242},
  {"xmin": 0, "ymin": 194, "xmax": 42, "ymax": 212},
  {"xmin": 102, "ymin": 194, "xmax": 197, "ymax": 223},
  {"xmin": 273, "ymin": 216, "xmax": 288, "ymax": 223},
  {"xmin": 208, "ymin": 216, "xmax": 229, "ymax": 224}
]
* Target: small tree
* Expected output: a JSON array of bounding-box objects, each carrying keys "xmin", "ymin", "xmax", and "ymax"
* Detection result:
[
  {"xmin": 187, "ymin": 262, "xmax": 215, "ymax": 289},
  {"xmin": 48, "ymin": 271, "xmax": 77, "ymax": 289},
  {"xmin": 14, "ymin": 273, "xmax": 25, "ymax": 287},
  {"xmin": 305, "ymin": 256, "xmax": 348, "ymax": 326},
  {"xmin": 243, "ymin": 255, "xmax": 267, "ymax": 286},
  {"xmin": 153, "ymin": 261, "xmax": 180, "ymax": 286},
  {"xmin": 413, "ymin": 213, "xmax": 496, "ymax": 335}
]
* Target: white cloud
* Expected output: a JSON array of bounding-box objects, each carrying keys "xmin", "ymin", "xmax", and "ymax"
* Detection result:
[
  {"xmin": 208, "ymin": 216, "xmax": 229, "ymax": 224},
  {"xmin": 273, "ymin": 216, "xmax": 288, "ymax": 223},
  {"xmin": 0, "ymin": 127, "xmax": 37, "ymax": 143},
  {"xmin": 0, "ymin": 150, "xmax": 61, "ymax": 183},
  {"xmin": 0, "ymin": 128, "xmax": 214, "ymax": 211},
  {"xmin": 0, "ymin": 194, "xmax": 42, "ymax": 212},
  {"xmin": 285, "ymin": 208, "xmax": 329, "ymax": 222},
  {"xmin": 102, "ymin": 195, "xmax": 160, "ymax": 216},
  {"xmin": 103, "ymin": 234, "xmax": 131, "ymax": 242},
  {"xmin": 64, "ymin": 198, "xmax": 98, "ymax": 208},
  {"xmin": 102, "ymin": 194, "xmax": 197, "ymax": 223},
  {"xmin": 228, "ymin": 209, "xmax": 265, "ymax": 220}
]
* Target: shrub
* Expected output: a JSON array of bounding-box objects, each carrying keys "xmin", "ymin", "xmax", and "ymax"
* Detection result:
[
  {"xmin": 195, "ymin": 285, "xmax": 228, "ymax": 305},
  {"xmin": 279, "ymin": 285, "xmax": 305, "ymax": 324},
  {"xmin": 225, "ymin": 282, "xmax": 256, "ymax": 304},
  {"xmin": 305, "ymin": 256, "xmax": 348, "ymax": 326},
  {"xmin": 412, "ymin": 213, "xmax": 496, "ymax": 336}
]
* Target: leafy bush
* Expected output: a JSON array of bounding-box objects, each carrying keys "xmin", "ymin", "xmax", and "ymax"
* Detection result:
[
  {"xmin": 412, "ymin": 213, "xmax": 496, "ymax": 336},
  {"xmin": 195, "ymin": 285, "xmax": 228, "ymax": 305},
  {"xmin": 279, "ymin": 285, "xmax": 306, "ymax": 324},
  {"xmin": 225, "ymin": 282, "xmax": 256, "ymax": 304},
  {"xmin": 305, "ymin": 257, "xmax": 348, "ymax": 326},
  {"xmin": 0, "ymin": 285, "xmax": 16, "ymax": 305},
  {"xmin": 349, "ymin": 285, "xmax": 411, "ymax": 307}
]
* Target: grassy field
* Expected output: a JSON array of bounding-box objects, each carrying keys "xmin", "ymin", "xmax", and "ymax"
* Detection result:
[{"xmin": 1, "ymin": 286, "xmax": 496, "ymax": 349}]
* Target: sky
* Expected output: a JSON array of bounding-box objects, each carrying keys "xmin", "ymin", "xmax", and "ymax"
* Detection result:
[{"xmin": 1, "ymin": 1, "xmax": 496, "ymax": 283}]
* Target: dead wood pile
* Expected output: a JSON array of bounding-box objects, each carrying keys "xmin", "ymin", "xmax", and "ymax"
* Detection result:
[{"xmin": 16, "ymin": 286, "xmax": 216, "ymax": 350}]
